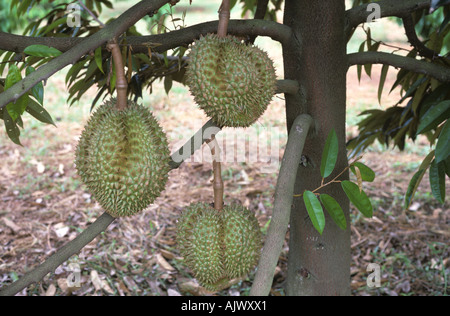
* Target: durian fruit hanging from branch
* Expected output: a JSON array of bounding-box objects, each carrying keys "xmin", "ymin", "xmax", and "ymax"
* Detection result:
[
  {"xmin": 176, "ymin": 0, "xmax": 263, "ymax": 292},
  {"xmin": 176, "ymin": 202, "xmax": 262, "ymax": 292},
  {"xmin": 185, "ymin": 0, "xmax": 277, "ymax": 128},
  {"xmin": 176, "ymin": 137, "xmax": 262, "ymax": 292},
  {"xmin": 75, "ymin": 39, "xmax": 171, "ymax": 218}
]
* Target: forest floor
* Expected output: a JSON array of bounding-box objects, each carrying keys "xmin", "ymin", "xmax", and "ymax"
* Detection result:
[{"xmin": 0, "ymin": 1, "xmax": 449, "ymax": 296}]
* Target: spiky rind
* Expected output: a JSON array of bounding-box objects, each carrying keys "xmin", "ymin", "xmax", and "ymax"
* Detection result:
[
  {"xmin": 221, "ymin": 205, "xmax": 261, "ymax": 279},
  {"xmin": 176, "ymin": 203, "xmax": 262, "ymax": 291},
  {"xmin": 75, "ymin": 99, "xmax": 170, "ymax": 217},
  {"xmin": 186, "ymin": 34, "xmax": 277, "ymax": 128}
]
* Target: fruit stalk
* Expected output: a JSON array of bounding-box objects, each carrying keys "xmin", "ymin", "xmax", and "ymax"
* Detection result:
[
  {"xmin": 217, "ymin": 0, "xmax": 231, "ymax": 38},
  {"xmin": 106, "ymin": 39, "xmax": 128, "ymax": 110},
  {"xmin": 207, "ymin": 135, "xmax": 224, "ymax": 211}
]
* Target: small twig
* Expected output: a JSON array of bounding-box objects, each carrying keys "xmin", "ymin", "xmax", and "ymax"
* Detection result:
[
  {"xmin": 207, "ymin": 135, "xmax": 224, "ymax": 212},
  {"xmin": 293, "ymin": 156, "xmax": 363, "ymax": 198},
  {"xmin": 77, "ymin": 0, "xmax": 106, "ymax": 27}
]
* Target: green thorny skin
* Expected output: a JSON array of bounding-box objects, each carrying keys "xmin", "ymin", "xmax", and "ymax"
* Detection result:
[
  {"xmin": 186, "ymin": 34, "xmax": 277, "ymax": 128},
  {"xmin": 177, "ymin": 202, "xmax": 262, "ymax": 291},
  {"xmin": 75, "ymin": 99, "xmax": 170, "ymax": 217}
]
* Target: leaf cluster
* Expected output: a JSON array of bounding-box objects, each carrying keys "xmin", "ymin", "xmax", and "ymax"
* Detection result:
[
  {"xmin": 300, "ymin": 130, "xmax": 376, "ymax": 235},
  {"xmin": 347, "ymin": 2, "xmax": 450, "ymax": 208}
]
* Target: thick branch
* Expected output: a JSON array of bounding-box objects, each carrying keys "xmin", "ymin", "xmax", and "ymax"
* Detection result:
[
  {"xmin": 167, "ymin": 79, "xmax": 298, "ymax": 169},
  {"xmin": 0, "ymin": 0, "xmax": 171, "ymax": 110},
  {"xmin": 348, "ymin": 51, "xmax": 450, "ymax": 82},
  {"xmin": 0, "ymin": 20, "xmax": 290, "ymax": 55},
  {"xmin": 345, "ymin": 0, "xmax": 430, "ymax": 37},
  {"xmin": 248, "ymin": 0, "xmax": 270, "ymax": 44},
  {"xmin": 276, "ymin": 79, "xmax": 299, "ymax": 95},
  {"xmin": 250, "ymin": 114, "xmax": 313, "ymax": 296},
  {"xmin": 126, "ymin": 19, "xmax": 291, "ymax": 54},
  {"xmin": 0, "ymin": 19, "xmax": 290, "ymax": 110}
]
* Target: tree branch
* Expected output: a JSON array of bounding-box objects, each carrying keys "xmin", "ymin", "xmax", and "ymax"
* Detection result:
[
  {"xmin": 401, "ymin": 14, "xmax": 441, "ymax": 60},
  {"xmin": 0, "ymin": 212, "xmax": 116, "ymax": 296},
  {"xmin": 0, "ymin": 116, "xmax": 225, "ymax": 296},
  {"xmin": 0, "ymin": 0, "xmax": 172, "ymax": 111},
  {"xmin": 347, "ymin": 51, "xmax": 450, "ymax": 82},
  {"xmin": 167, "ymin": 79, "xmax": 299, "ymax": 169},
  {"xmin": 250, "ymin": 114, "xmax": 313, "ymax": 296},
  {"xmin": 0, "ymin": 19, "xmax": 290, "ymax": 111},
  {"xmin": 0, "ymin": 19, "xmax": 290, "ymax": 55},
  {"xmin": 247, "ymin": 0, "xmax": 270, "ymax": 44},
  {"xmin": 345, "ymin": 0, "xmax": 430, "ymax": 37},
  {"xmin": 125, "ymin": 19, "xmax": 291, "ymax": 54}
]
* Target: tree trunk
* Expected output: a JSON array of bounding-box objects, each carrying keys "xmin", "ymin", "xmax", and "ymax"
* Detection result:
[{"xmin": 283, "ymin": 0, "xmax": 351, "ymax": 295}]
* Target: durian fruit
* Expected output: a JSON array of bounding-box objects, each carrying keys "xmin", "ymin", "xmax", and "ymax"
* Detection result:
[
  {"xmin": 186, "ymin": 34, "xmax": 277, "ymax": 128},
  {"xmin": 75, "ymin": 99, "xmax": 170, "ymax": 217},
  {"xmin": 176, "ymin": 202, "xmax": 262, "ymax": 291}
]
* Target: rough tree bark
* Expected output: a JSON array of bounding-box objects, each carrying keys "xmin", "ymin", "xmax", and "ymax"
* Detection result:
[{"xmin": 283, "ymin": 0, "xmax": 350, "ymax": 295}]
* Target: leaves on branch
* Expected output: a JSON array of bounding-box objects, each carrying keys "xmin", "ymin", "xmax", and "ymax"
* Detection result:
[{"xmin": 320, "ymin": 128, "xmax": 338, "ymax": 178}]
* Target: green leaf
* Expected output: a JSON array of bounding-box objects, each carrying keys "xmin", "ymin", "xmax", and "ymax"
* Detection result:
[
  {"xmin": 303, "ymin": 191, "xmax": 325, "ymax": 235},
  {"xmin": 378, "ymin": 65, "xmax": 389, "ymax": 104},
  {"xmin": 404, "ymin": 169, "xmax": 427, "ymax": 209},
  {"xmin": 435, "ymin": 119, "xmax": 450, "ymax": 163},
  {"xmin": 320, "ymin": 129, "xmax": 339, "ymax": 178},
  {"xmin": 4, "ymin": 64, "xmax": 21, "ymax": 90},
  {"xmin": 25, "ymin": 99, "xmax": 56, "ymax": 126},
  {"xmin": 416, "ymin": 100, "xmax": 450, "ymax": 135},
  {"xmin": 3, "ymin": 108, "xmax": 22, "ymax": 146},
  {"xmin": 95, "ymin": 47, "xmax": 104, "ymax": 74},
  {"xmin": 26, "ymin": 66, "xmax": 44, "ymax": 105},
  {"xmin": 320, "ymin": 194, "xmax": 347, "ymax": 231},
  {"xmin": 341, "ymin": 180, "xmax": 373, "ymax": 218},
  {"xmin": 429, "ymin": 159, "xmax": 446, "ymax": 204},
  {"xmin": 24, "ymin": 44, "xmax": 62, "ymax": 58},
  {"xmin": 357, "ymin": 41, "xmax": 365, "ymax": 82},
  {"xmin": 164, "ymin": 75, "xmax": 173, "ymax": 95},
  {"xmin": 4, "ymin": 65, "xmax": 29, "ymax": 121},
  {"xmin": 350, "ymin": 162, "xmax": 376, "ymax": 182},
  {"xmin": 411, "ymin": 78, "xmax": 430, "ymax": 115}
]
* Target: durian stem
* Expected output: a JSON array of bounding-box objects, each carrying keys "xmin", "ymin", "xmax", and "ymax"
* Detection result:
[
  {"xmin": 212, "ymin": 0, "xmax": 229, "ymax": 210},
  {"xmin": 107, "ymin": 39, "xmax": 128, "ymax": 110},
  {"xmin": 217, "ymin": 0, "xmax": 231, "ymax": 37},
  {"xmin": 207, "ymin": 135, "xmax": 224, "ymax": 212}
]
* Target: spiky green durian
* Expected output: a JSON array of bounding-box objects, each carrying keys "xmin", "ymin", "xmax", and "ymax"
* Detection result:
[
  {"xmin": 176, "ymin": 202, "xmax": 262, "ymax": 291},
  {"xmin": 75, "ymin": 99, "xmax": 170, "ymax": 218},
  {"xmin": 186, "ymin": 34, "xmax": 277, "ymax": 128}
]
